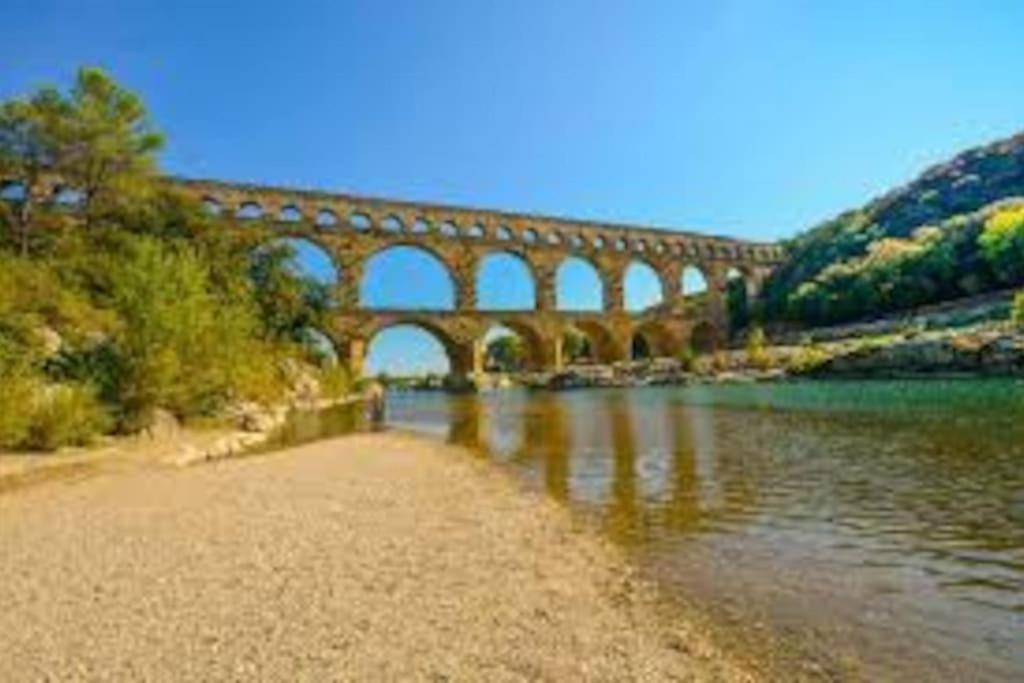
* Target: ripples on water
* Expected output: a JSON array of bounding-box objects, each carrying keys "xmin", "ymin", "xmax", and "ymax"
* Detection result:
[{"xmin": 386, "ymin": 380, "xmax": 1024, "ymax": 680}]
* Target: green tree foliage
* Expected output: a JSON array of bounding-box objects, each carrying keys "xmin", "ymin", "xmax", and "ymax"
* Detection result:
[
  {"xmin": 562, "ymin": 328, "xmax": 591, "ymax": 363},
  {"xmin": 771, "ymin": 207, "xmax": 1006, "ymax": 327},
  {"xmin": 99, "ymin": 236, "xmax": 283, "ymax": 429},
  {"xmin": 0, "ymin": 67, "xmax": 340, "ymax": 449},
  {"xmin": 1012, "ymin": 290, "xmax": 1024, "ymax": 328},
  {"xmin": 0, "ymin": 67, "xmax": 163, "ymax": 248},
  {"xmin": 485, "ymin": 334, "xmax": 525, "ymax": 372},
  {"xmin": 248, "ymin": 241, "xmax": 334, "ymax": 342},
  {"xmin": 53, "ymin": 67, "xmax": 164, "ymax": 224},
  {"xmin": 761, "ymin": 132, "xmax": 1024, "ymax": 327},
  {"xmin": 787, "ymin": 341, "xmax": 831, "ymax": 375},
  {"xmin": 979, "ymin": 206, "xmax": 1024, "ymax": 286},
  {"xmin": 745, "ymin": 326, "xmax": 771, "ymax": 370},
  {"xmin": 24, "ymin": 384, "xmax": 110, "ymax": 451},
  {"xmin": 726, "ymin": 277, "xmax": 750, "ymax": 335},
  {"xmin": 0, "ymin": 86, "xmax": 69, "ymax": 253}
]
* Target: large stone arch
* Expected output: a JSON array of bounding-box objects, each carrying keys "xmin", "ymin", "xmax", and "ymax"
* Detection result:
[
  {"xmin": 481, "ymin": 318, "xmax": 552, "ymax": 370},
  {"xmin": 622, "ymin": 257, "xmax": 667, "ymax": 312},
  {"xmin": 474, "ymin": 249, "xmax": 538, "ymax": 311},
  {"xmin": 247, "ymin": 234, "xmax": 342, "ymax": 284},
  {"xmin": 564, "ymin": 318, "xmax": 625, "ymax": 365},
  {"xmin": 351, "ymin": 315, "xmax": 480, "ymax": 386},
  {"xmin": 553, "ymin": 254, "xmax": 608, "ymax": 311},
  {"xmin": 681, "ymin": 262, "xmax": 710, "ymax": 296},
  {"xmin": 358, "ymin": 243, "xmax": 458, "ymax": 310},
  {"xmin": 630, "ymin": 319, "xmax": 679, "ymax": 359}
]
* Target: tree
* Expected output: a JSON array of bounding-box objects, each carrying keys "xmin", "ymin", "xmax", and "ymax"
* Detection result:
[
  {"xmin": 58, "ymin": 67, "xmax": 164, "ymax": 225},
  {"xmin": 979, "ymin": 206, "xmax": 1024, "ymax": 286},
  {"xmin": 0, "ymin": 67, "xmax": 164, "ymax": 245},
  {"xmin": 562, "ymin": 328, "xmax": 590, "ymax": 363},
  {"xmin": 485, "ymin": 334, "xmax": 525, "ymax": 372},
  {"xmin": 248, "ymin": 241, "xmax": 334, "ymax": 342},
  {"xmin": 104, "ymin": 236, "xmax": 280, "ymax": 429},
  {"xmin": 0, "ymin": 86, "xmax": 70, "ymax": 253},
  {"xmin": 1013, "ymin": 290, "xmax": 1024, "ymax": 329}
]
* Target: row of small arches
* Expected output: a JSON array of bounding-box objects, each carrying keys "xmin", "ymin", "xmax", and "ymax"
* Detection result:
[
  {"xmin": 0, "ymin": 179, "xmax": 773, "ymax": 262},
  {"xmin": 204, "ymin": 195, "xmax": 767, "ymax": 261}
]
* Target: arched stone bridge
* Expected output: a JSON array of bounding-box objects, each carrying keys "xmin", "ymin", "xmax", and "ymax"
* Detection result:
[{"xmin": 172, "ymin": 177, "xmax": 784, "ymax": 383}]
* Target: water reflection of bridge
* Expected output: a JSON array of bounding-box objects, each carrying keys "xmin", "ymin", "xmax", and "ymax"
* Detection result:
[{"xmin": 413, "ymin": 390, "xmax": 761, "ymax": 540}]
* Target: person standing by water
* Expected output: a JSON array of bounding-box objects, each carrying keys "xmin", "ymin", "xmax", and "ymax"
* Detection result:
[{"xmin": 366, "ymin": 381, "xmax": 387, "ymax": 429}]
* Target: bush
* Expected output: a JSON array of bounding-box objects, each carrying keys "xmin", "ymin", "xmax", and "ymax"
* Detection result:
[
  {"xmin": 712, "ymin": 351, "xmax": 729, "ymax": 373},
  {"xmin": 318, "ymin": 364, "xmax": 351, "ymax": 401},
  {"xmin": 979, "ymin": 206, "xmax": 1024, "ymax": 285},
  {"xmin": 787, "ymin": 343, "xmax": 831, "ymax": 375},
  {"xmin": 25, "ymin": 383, "xmax": 110, "ymax": 451},
  {"xmin": 677, "ymin": 345, "xmax": 696, "ymax": 372},
  {"xmin": 1013, "ymin": 290, "xmax": 1024, "ymax": 329},
  {"xmin": 0, "ymin": 373, "xmax": 40, "ymax": 449},
  {"xmin": 745, "ymin": 326, "xmax": 772, "ymax": 370},
  {"xmin": 104, "ymin": 236, "xmax": 285, "ymax": 429}
]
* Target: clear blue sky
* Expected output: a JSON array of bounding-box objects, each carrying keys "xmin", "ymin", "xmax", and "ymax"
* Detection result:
[{"xmin": 4, "ymin": 0, "xmax": 1023, "ymax": 373}]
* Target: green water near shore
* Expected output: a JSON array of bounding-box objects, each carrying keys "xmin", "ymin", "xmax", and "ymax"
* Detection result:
[{"xmin": 386, "ymin": 379, "xmax": 1024, "ymax": 680}]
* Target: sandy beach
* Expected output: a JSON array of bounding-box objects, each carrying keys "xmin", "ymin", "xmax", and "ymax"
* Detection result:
[{"xmin": 0, "ymin": 432, "xmax": 751, "ymax": 681}]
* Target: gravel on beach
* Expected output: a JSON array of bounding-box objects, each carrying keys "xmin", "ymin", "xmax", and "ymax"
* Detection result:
[{"xmin": 0, "ymin": 432, "xmax": 751, "ymax": 681}]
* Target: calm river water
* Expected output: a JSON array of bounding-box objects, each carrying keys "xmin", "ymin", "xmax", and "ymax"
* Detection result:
[{"xmin": 385, "ymin": 380, "xmax": 1024, "ymax": 681}]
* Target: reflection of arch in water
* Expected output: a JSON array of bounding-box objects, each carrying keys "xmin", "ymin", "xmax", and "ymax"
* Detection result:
[
  {"xmin": 661, "ymin": 399, "xmax": 711, "ymax": 532},
  {"xmin": 446, "ymin": 395, "xmax": 489, "ymax": 452},
  {"xmin": 534, "ymin": 393, "xmax": 571, "ymax": 500},
  {"xmin": 604, "ymin": 392, "xmax": 639, "ymax": 537},
  {"xmin": 495, "ymin": 390, "xmax": 571, "ymax": 499}
]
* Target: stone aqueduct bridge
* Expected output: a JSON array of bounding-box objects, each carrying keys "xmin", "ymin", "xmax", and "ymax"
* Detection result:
[{"xmin": 172, "ymin": 178, "xmax": 784, "ymax": 382}]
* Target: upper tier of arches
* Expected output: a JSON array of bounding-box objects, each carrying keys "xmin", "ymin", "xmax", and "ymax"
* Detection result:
[{"xmin": 170, "ymin": 178, "xmax": 783, "ymax": 266}]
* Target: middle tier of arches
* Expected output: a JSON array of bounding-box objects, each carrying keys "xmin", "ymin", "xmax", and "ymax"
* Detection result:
[{"xmin": 243, "ymin": 234, "xmax": 749, "ymax": 316}]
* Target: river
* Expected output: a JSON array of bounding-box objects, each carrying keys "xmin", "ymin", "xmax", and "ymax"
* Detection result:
[{"xmin": 383, "ymin": 380, "xmax": 1024, "ymax": 681}]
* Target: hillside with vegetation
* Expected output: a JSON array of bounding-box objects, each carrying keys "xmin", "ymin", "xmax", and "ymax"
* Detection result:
[
  {"xmin": 760, "ymin": 133, "xmax": 1024, "ymax": 327},
  {"xmin": 0, "ymin": 68, "xmax": 346, "ymax": 451}
]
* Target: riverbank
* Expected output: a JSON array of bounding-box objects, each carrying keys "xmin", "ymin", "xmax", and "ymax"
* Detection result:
[
  {"xmin": 0, "ymin": 431, "xmax": 753, "ymax": 681},
  {"xmin": 0, "ymin": 396, "xmax": 366, "ymax": 496},
  {"xmin": 494, "ymin": 320, "xmax": 1024, "ymax": 391}
]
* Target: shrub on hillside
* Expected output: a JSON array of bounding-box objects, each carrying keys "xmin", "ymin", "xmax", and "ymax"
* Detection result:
[
  {"xmin": 25, "ymin": 383, "xmax": 110, "ymax": 451},
  {"xmin": 104, "ymin": 236, "xmax": 286, "ymax": 430},
  {"xmin": 1013, "ymin": 290, "xmax": 1024, "ymax": 328},
  {"xmin": 979, "ymin": 206, "xmax": 1024, "ymax": 285},
  {"xmin": 0, "ymin": 374, "xmax": 40, "ymax": 450},
  {"xmin": 677, "ymin": 345, "xmax": 696, "ymax": 372},
  {"xmin": 745, "ymin": 326, "xmax": 772, "ymax": 370},
  {"xmin": 787, "ymin": 343, "xmax": 831, "ymax": 375},
  {"xmin": 319, "ymin": 364, "xmax": 352, "ymax": 401}
]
